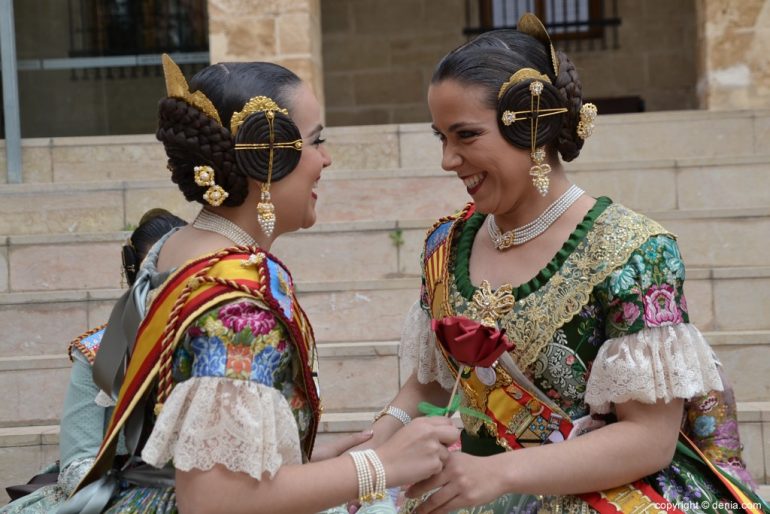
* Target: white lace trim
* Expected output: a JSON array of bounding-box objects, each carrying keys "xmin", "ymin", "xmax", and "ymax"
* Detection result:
[
  {"xmin": 585, "ymin": 323, "xmax": 723, "ymax": 414},
  {"xmin": 398, "ymin": 301, "xmax": 456, "ymax": 390},
  {"xmin": 142, "ymin": 376, "xmax": 302, "ymax": 479},
  {"xmin": 95, "ymin": 390, "xmax": 116, "ymax": 407}
]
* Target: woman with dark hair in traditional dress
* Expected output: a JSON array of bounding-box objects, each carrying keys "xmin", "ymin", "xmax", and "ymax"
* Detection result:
[{"xmin": 363, "ymin": 14, "xmax": 767, "ymax": 514}]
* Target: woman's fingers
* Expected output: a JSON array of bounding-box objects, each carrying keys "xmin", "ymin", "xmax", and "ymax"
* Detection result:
[
  {"xmin": 405, "ymin": 469, "xmax": 448, "ymax": 499},
  {"xmin": 413, "ymin": 482, "xmax": 458, "ymax": 514}
]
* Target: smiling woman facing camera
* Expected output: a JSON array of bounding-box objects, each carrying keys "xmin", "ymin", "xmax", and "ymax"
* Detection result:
[
  {"xmin": 54, "ymin": 56, "xmax": 458, "ymax": 514},
  {"xmin": 364, "ymin": 13, "xmax": 768, "ymax": 514}
]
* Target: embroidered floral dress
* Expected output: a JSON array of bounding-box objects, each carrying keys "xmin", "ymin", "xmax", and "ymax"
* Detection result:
[
  {"xmin": 98, "ymin": 297, "xmax": 312, "ymax": 513},
  {"xmin": 402, "ymin": 198, "xmax": 765, "ymax": 514}
]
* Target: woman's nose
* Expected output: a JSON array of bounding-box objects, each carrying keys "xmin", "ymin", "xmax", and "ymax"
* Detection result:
[
  {"xmin": 441, "ymin": 144, "xmax": 462, "ymax": 172},
  {"xmin": 320, "ymin": 144, "xmax": 332, "ymax": 167}
]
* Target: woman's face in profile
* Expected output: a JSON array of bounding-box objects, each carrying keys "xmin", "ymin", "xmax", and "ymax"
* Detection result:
[
  {"xmin": 428, "ymin": 79, "xmax": 532, "ymax": 216},
  {"xmin": 270, "ymin": 82, "xmax": 332, "ymax": 233}
]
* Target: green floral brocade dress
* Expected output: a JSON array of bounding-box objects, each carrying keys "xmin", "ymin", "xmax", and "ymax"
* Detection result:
[{"xmin": 401, "ymin": 198, "xmax": 766, "ymax": 514}]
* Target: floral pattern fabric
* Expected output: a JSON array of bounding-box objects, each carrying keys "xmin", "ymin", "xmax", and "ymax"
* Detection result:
[
  {"xmin": 416, "ymin": 204, "xmax": 764, "ymax": 514},
  {"xmin": 600, "ymin": 234, "xmax": 689, "ymax": 338},
  {"xmin": 172, "ymin": 298, "xmax": 311, "ymax": 442},
  {"xmin": 103, "ymin": 299, "xmax": 313, "ymax": 513}
]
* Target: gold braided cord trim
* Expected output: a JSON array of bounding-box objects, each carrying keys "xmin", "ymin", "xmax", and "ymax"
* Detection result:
[
  {"xmin": 501, "ymin": 203, "xmax": 670, "ymax": 369},
  {"xmin": 235, "ymin": 140, "xmax": 303, "ymax": 151},
  {"xmin": 67, "ymin": 323, "xmax": 108, "ymax": 363},
  {"xmin": 162, "ymin": 54, "xmax": 222, "ymax": 125},
  {"xmin": 155, "ymin": 249, "xmax": 268, "ymax": 413},
  {"xmin": 230, "ymin": 96, "xmax": 289, "ymax": 136},
  {"xmin": 498, "ymin": 67, "xmax": 553, "ymax": 98}
]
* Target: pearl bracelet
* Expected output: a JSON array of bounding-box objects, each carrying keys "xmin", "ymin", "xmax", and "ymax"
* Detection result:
[
  {"xmin": 362, "ymin": 449, "xmax": 387, "ymax": 502},
  {"xmin": 350, "ymin": 451, "xmax": 373, "ymax": 504},
  {"xmin": 373, "ymin": 405, "xmax": 412, "ymax": 426}
]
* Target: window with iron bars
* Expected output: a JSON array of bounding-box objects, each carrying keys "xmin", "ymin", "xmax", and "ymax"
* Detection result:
[
  {"xmin": 465, "ymin": 0, "xmax": 620, "ymax": 51},
  {"xmin": 68, "ymin": 0, "xmax": 208, "ymax": 57}
]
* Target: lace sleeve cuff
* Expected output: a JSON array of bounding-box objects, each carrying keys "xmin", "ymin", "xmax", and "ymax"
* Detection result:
[
  {"xmin": 585, "ymin": 323, "xmax": 723, "ymax": 414},
  {"xmin": 398, "ymin": 301, "xmax": 456, "ymax": 390},
  {"xmin": 142, "ymin": 376, "xmax": 302, "ymax": 479}
]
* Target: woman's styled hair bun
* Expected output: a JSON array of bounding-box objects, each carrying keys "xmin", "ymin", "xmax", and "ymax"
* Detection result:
[
  {"xmin": 234, "ymin": 109, "xmax": 303, "ymax": 183},
  {"xmin": 553, "ymin": 50, "xmax": 586, "ymax": 162},
  {"xmin": 157, "ymin": 97, "xmax": 247, "ymax": 206},
  {"xmin": 432, "ymin": 26, "xmax": 588, "ymax": 162},
  {"xmin": 157, "ymin": 60, "xmax": 304, "ymax": 206},
  {"xmin": 497, "ymin": 78, "xmax": 565, "ymax": 151}
]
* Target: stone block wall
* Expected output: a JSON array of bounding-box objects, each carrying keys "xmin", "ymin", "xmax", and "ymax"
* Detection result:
[
  {"xmin": 696, "ymin": 0, "xmax": 770, "ymax": 110},
  {"xmin": 321, "ymin": 0, "xmax": 700, "ymax": 125},
  {"xmin": 208, "ymin": 0, "xmax": 326, "ymax": 108},
  {"xmin": 321, "ymin": 0, "xmax": 467, "ymax": 126}
]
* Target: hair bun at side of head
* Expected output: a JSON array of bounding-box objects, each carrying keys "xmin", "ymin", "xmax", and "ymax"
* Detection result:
[
  {"xmin": 157, "ymin": 97, "xmax": 248, "ymax": 206},
  {"xmin": 234, "ymin": 110, "xmax": 303, "ymax": 182},
  {"xmin": 497, "ymin": 79, "xmax": 565, "ymax": 150},
  {"xmin": 553, "ymin": 50, "xmax": 585, "ymax": 162}
]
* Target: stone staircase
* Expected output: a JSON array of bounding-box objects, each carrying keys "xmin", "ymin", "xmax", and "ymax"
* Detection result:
[{"xmin": 1, "ymin": 110, "xmax": 770, "ymax": 502}]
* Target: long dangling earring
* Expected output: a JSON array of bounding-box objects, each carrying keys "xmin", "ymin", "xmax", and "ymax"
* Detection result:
[
  {"xmin": 528, "ymin": 81, "xmax": 551, "ymax": 196},
  {"xmin": 256, "ymin": 111, "xmax": 277, "ymax": 237},
  {"xmin": 194, "ymin": 165, "xmax": 229, "ymax": 206}
]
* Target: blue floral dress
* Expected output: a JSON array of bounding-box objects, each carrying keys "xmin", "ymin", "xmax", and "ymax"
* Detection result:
[{"xmin": 101, "ymin": 298, "xmax": 313, "ymax": 513}]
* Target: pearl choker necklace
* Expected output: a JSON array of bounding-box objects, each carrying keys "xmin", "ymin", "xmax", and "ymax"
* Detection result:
[
  {"xmin": 192, "ymin": 209, "xmax": 257, "ymax": 247},
  {"xmin": 487, "ymin": 185, "xmax": 584, "ymax": 250}
]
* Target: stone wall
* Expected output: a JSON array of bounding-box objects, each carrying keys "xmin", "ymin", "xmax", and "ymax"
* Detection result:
[
  {"xmin": 571, "ymin": 0, "xmax": 698, "ymax": 112},
  {"xmin": 321, "ymin": 0, "xmax": 467, "ymax": 126},
  {"xmin": 321, "ymin": 0, "xmax": 699, "ymax": 126},
  {"xmin": 208, "ymin": 0, "xmax": 326, "ymax": 108},
  {"xmin": 696, "ymin": 0, "xmax": 770, "ymax": 110}
]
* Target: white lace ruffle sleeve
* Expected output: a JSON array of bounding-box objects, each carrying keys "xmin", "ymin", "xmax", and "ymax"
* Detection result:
[
  {"xmin": 142, "ymin": 376, "xmax": 302, "ymax": 479},
  {"xmin": 399, "ymin": 301, "xmax": 456, "ymax": 391},
  {"xmin": 584, "ymin": 323, "xmax": 723, "ymax": 414}
]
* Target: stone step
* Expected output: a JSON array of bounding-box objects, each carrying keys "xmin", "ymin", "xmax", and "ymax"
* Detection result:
[
  {"xmin": 3, "ymin": 207, "xmax": 770, "ymax": 294},
  {"xmin": 2, "ymin": 110, "xmax": 769, "ymax": 185},
  {"xmin": 2, "ymin": 328, "xmax": 770, "ymax": 429},
  {"xmin": 0, "ymin": 341, "xmax": 402, "ymax": 428},
  {"xmin": 0, "ymin": 279, "xmax": 418, "ymax": 358},
  {"xmin": 1, "ymin": 152, "xmax": 770, "ymax": 236},
  {"xmin": 1, "ymin": 266, "xmax": 769, "ymax": 354},
  {"xmin": 2, "ymin": 402, "xmax": 770, "ymax": 506}
]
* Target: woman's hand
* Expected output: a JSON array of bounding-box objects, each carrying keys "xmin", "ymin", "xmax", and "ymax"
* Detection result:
[
  {"xmin": 377, "ymin": 416, "xmax": 460, "ymax": 488},
  {"xmin": 310, "ymin": 430, "xmax": 375, "ymax": 462},
  {"xmin": 406, "ymin": 452, "xmax": 506, "ymax": 514}
]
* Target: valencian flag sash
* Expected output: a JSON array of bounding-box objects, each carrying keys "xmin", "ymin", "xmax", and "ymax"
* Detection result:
[
  {"xmin": 74, "ymin": 247, "xmax": 320, "ymax": 494},
  {"xmin": 421, "ymin": 205, "xmax": 765, "ymax": 514}
]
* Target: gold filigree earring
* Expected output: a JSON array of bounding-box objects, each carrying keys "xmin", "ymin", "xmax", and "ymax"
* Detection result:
[
  {"xmin": 256, "ymin": 181, "xmax": 276, "ymax": 237},
  {"xmin": 194, "ymin": 165, "xmax": 229, "ymax": 207},
  {"xmin": 577, "ymin": 102, "xmax": 598, "ymax": 140},
  {"xmin": 528, "ymin": 81, "xmax": 551, "ymax": 197}
]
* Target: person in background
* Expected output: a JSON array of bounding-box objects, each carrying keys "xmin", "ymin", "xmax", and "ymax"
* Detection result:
[{"xmin": 2, "ymin": 208, "xmax": 186, "ymax": 513}]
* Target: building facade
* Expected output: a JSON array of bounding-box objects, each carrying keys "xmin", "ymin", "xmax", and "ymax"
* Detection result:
[{"xmin": 1, "ymin": 0, "xmax": 769, "ymax": 178}]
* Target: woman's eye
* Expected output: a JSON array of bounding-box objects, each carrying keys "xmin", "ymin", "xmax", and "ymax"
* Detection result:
[
  {"xmin": 312, "ymin": 137, "xmax": 326, "ymax": 146},
  {"xmin": 432, "ymin": 130, "xmax": 446, "ymax": 142},
  {"xmin": 458, "ymin": 130, "xmax": 479, "ymax": 139}
]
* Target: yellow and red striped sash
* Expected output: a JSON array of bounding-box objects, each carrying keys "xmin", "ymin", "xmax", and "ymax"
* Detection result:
[{"xmin": 76, "ymin": 247, "xmax": 319, "ymax": 492}]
